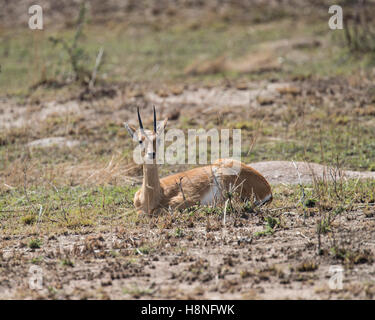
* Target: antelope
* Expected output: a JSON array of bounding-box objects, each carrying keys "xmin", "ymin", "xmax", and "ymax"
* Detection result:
[{"xmin": 124, "ymin": 107, "xmax": 272, "ymax": 215}]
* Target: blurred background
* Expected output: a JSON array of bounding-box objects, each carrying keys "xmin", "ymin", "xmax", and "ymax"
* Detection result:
[
  {"xmin": 1, "ymin": 0, "xmax": 375, "ymax": 94},
  {"xmin": 1, "ymin": 0, "xmax": 375, "ymax": 186}
]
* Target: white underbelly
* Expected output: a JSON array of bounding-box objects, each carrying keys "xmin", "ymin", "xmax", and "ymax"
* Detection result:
[
  {"xmin": 200, "ymin": 183, "xmax": 221, "ymax": 205},
  {"xmin": 200, "ymin": 167, "xmax": 223, "ymax": 205}
]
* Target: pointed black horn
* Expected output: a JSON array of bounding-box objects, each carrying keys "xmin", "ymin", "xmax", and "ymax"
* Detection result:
[
  {"xmin": 153, "ymin": 105, "xmax": 157, "ymax": 132},
  {"xmin": 137, "ymin": 107, "xmax": 144, "ymax": 130}
]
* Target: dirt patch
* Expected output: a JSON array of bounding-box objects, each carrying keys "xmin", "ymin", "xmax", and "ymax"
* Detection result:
[
  {"xmin": 250, "ymin": 161, "xmax": 375, "ymax": 185},
  {"xmin": 0, "ymin": 81, "xmax": 297, "ymax": 131},
  {"xmin": 0, "ymin": 208, "xmax": 374, "ymax": 299},
  {"xmin": 0, "ymin": 99, "xmax": 82, "ymax": 130},
  {"xmin": 146, "ymin": 82, "xmax": 299, "ymax": 108},
  {"xmin": 27, "ymin": 137, "xmax": 79, "ymax": 149},
  {"xmin": 184, "ymin": 37, "xmax": 322, "ymax": 76}
]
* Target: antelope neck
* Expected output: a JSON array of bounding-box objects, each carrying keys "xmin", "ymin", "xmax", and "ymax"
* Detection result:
[{"xmin": 141, "ymin": 162, "xmax": 162, "ymax": 210}]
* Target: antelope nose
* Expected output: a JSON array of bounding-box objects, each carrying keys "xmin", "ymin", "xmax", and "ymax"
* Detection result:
[{"xmin": 148, "ymin": 152, "xmax": 156, "ymax": 159}]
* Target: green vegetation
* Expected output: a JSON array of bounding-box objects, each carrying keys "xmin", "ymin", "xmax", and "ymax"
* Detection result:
[
  {"xmin": 2, "ymin": 10, "xmax": 375, "ymax": 97},
  {"xmin": 28, "ymin": 238, "xmax": 42, "ymax": 249},
  {"xmin": 61, "ymin": 258, "xmax": 74, "ymax": 267},
  {"xmin": 30, "ymin": 256, "xmax": 43, "ymax": 264},
  {"xmin": 0, "ymin": 186, "xmax": 137, "ymax": 234},
  {"xmin": 48, "ymin": 1, "xmax": 94, "ymax": 84},
  {"xmin": 123, "ymin": 285, "xmax": 153, "ymax": 298},
  {"xmin": 330, "ymin": 246, "xmax": 373, "ymax": 266},
  {"xmin": 238, "ymin": 107, "xmax": 375, "ymax": 171},
  {"xmin": 174, "ymin": 227, "xmax": 184, "ymax": 238},
  {"xmin": 254, "ymin": 216, "xmax": 280, "ymax": 237},
  {"xmin": 1, "ymin": 177, "xmax": 371, "ymax": 236}
]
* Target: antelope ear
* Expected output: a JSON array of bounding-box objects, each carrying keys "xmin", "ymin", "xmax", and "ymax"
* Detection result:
[
  {"xmin": 156, "ymin": 118, "xmax": 168, "ymax": 135},
  {"xmin": 124, "ymin": 122, "xmax": 137, "ymax": 139}
]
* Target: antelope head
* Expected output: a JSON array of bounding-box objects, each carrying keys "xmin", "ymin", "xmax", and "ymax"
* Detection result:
[{"xmin": 124, "ymin": 106, "xmax": 168, "ymax": 163}]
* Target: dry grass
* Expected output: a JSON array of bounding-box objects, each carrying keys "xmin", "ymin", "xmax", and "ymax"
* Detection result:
[{"xmin": 1, "ymin": 3, "xmax": 375, "ymax": 299}]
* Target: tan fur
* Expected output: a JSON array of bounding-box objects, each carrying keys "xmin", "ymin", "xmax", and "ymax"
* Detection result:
[
  {"xmin": 125, "ymin": 108, "xmax": 272, "ymax": 215},
  {"xmin": 134, "ymin": 158, "xmax": 272, "ymax": 215}
]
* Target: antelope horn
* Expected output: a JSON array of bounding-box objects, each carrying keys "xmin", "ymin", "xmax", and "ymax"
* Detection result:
[
  {"xmin": 137, "ymin": 106, "xmax": 151, "ymax": 142},
  {"xmin": 137, "ymin": 107, "xmax": 144, "ymax": 130},
  {"xmin": 153, "ymin": 105, "xmax": 157, "ymax": 133}
]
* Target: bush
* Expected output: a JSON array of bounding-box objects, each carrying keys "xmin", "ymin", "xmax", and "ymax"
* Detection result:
[
  {"xmin": 342, "ymin": 0, "xmax": 375, "ymax": 53},
  {"xmin": 48, "ymin": 1, "xmax": 94, "ymax": 84}
]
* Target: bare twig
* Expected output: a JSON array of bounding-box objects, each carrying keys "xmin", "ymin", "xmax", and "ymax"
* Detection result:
[
  {"xmin": 292, "ymin": 160, "xmax": 306, "ymax": 224},
  {"xmin": 23, "ymin": 165, "xmax": 38, "ymax": 214},
  {"xmin": 176, "ymin": 177, "xmax": 186, "ymax": 203},
  {"xmin": 223, "ymin": 198, "xmax": 229, "ymax": 226},
  {"xmin": 89, "ymin": 47, "xmax": 104, "ymax": 90},
  {"xmin": 37, "ymin": 205, "xmax": 44, "ymax": 224}
]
